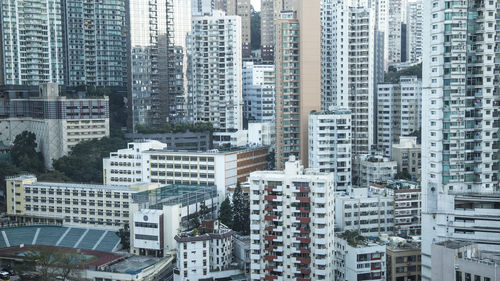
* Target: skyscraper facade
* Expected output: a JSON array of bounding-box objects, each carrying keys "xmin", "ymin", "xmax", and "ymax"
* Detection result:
[
  {"xmin": 242, "ymin": 61, "xmax": 275, "ymax": 124},
  {"xmin": 129, "ymin": 0, "xmax": 166, "ymax": 129},
  {"xmin": 260, "ymin": 0, "xmax": 274, "ymax": 61},
  {"xmin": 129, "ymin": 0, "xmax": 188, "ymax": 129},
  {"xmin": 421, "ymin": 0, "xmax": 500, "ymax": 279},
  {"xmin": 308, "ymin": 109, "xmax": 352, "ymax": 191},
  {"xmin": 275, "ymin": 1, "xmax": 321, "ymax": 170},
  {"xmin": 188, "ymin": 11, "xmax": 243, "ymax": 132},
  {"xmin": 227, "ymin": 0, "xmax": 251, "ymax": 57},
  {"xmin": 62, "ymin": 0, "xmax": 128, "ymax": 87},
  {"xmin": 322, "ymin": 1, "xmax": 380, "ymax": 156},
  {"xmin": 192, "ymin": 0, "xmax": 214, "ymax": 16},
  {"xmin": 0, "ymin": 0, "xmax": 64, "ymax": 86},
  {"xmin": 406, "ymin": 0, "xmax": 423, "ymax": 63}
]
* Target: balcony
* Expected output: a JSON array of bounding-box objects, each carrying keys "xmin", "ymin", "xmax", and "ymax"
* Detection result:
[
  {"xmin": 296, "ymin": 237, "xmax": 311, "ymax": 244},
  {"xmin": 264, "ymin": 235, "xmax": 277, "ymax": 241},
  {"xmin": 265, "ymin": 225, "xmax": 274, "ymax": 232},
  {"xmin": 296, "ymin": 217, "xmax": 311, "ymax": 224},
  {"xmin": 264, "ymin": 215, "xmax": 277, "ymax": 221},
  {"xmin": 295, "ymin": 196, "xmax": 310, "ymax": 203},
  {"xmin": 295, "ymin": 257, "xmax": 311, "ymax": 264},
  {"xmin": 264, "ymin": 195, "xmax": 276, "ymax": 201},
  {"xmin": 264, "ymin": 255, "xmax": 277, "ymax": 261}
]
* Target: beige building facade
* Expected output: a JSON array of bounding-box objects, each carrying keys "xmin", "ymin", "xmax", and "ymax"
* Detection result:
[{"xmin": 275, "ymin": 0, "xmax": 321, "ymax": 170}]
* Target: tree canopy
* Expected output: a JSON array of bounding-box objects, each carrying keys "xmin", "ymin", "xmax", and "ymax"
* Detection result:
[
  {"xmin": 251, "ymin": 9, "xmax": 261, "ymax": 50},
  {"xmin": 384, "ymin": 63, "xmax": 422, "ymax": 83},
  {"xmin": 231, "ymin": 184, "xmax": 250, "ymax": 234},
  {"xmin": 10, "ymin": 131, "xmax": 45, "ymax": 174},
  {"xmin": 219, "ymin": 197, "xmax": 233, "ymax": 228},
  {"xmin": 53, "ymin": 137, "xmax": 126, "ymax": 183},
  {"xmin": 136, "ymin": 122, "xmax": 214, "ymax": 134}
]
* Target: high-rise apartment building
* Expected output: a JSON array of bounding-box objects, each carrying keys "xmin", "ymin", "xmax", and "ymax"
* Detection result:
[
  {"xmin": 227, "ymin": 0, "xmax": 251, "ymax": 57},
  {"xmin": 377, "ymin": 76, "xmax": 421, "ymax": 157},
  {"xmin": 421, "ymin": 0, "xmax": 500, "ymax": 279},
  {"xmin": 189, "ymin": 11, "xmax": 242, "ymax": 132},
  {"xmin": 405, "ymin": 0, "xmax": 423, "ymax": 63},
  {"xmin": 377, "ymin": 83, "xmax": 401, "ymax": 156},
  {"xmin": 129, "ymin": 0, "xmax": 190, "ymax": 129},
  {"xmin": 192, "ymin": 0, "xmax": 213, "ymax": 16},
  {"xmin": 61, "ymin": 1, "xmax": 128, "ymax": 87},
  {"xmin": 0, "ymin": 0, "xmax": 65, "ymax": 86},
  {"xmin": 0, "ymin": 1, "xmax": 128, "ymax": 88},
  {"xmin": 322, "ymin": 1, "xmax": 382, "ymax": 156},
  {"xmin": 128, "ymin": 0, "xmax": 170, "ymax": 129},
  {"xmin": 260, "ymin": 0, "xmax": 274, "ymax": 61},
  {"xmin": 308, "ymin": 109, "xmax": 352, "ymax": 191},
  {"xmin": 275, "ymin": 1, "xmax": 321, "ymax": 170},
  {"xmin": 260, "ymin": 0, "xmax": 296, "ymax": 62},
  {"xmin": 242, "ymin": 61, "xmax": 275, "ymax": 124},
  {"xmin": 249, "ymin": 157, "xmax": 336, "ymax": 280},
  {"xmin": 376, "ymin": 0, "xmax": 402, "ymax": 67}
]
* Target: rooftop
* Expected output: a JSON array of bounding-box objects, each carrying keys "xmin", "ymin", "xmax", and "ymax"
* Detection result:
[
  {"xmin": 175, "ymin": 222, "xmax": 233, "ymax": 243},
  {"xmin": 145, "ymin": 146, "xmax": 267, "ymax": 155},
  {"xmin": 106, "ymin": 255, "xmax": 164, "ymax": 274},
  {"xmin": 133, "ymin": 184, "xmax": 218, "ymax": 209},
  {"xmin": 435, "ymin": 240, "xmax": 474, "ymax": 250},
  {"xmin": 338, "ymin": 231, "xmax": 384, "ymax": 248},
  {"xmin": 26, "ymin": 181, "xmax": 139, "ymax": 192}
]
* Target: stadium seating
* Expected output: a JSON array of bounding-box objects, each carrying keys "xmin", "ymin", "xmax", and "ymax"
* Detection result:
[
  {"xmin": 77, "ymin": 229, "xmax": 105, "ymax": 250},
  {"xmin": 0, "ymin": 226, "xmax": 120, "ymax": 252},
  {"xmin": 95, "ymin": 231, "xmax": 121, "ymax": 252}
]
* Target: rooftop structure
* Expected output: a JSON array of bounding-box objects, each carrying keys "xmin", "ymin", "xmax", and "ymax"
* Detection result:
[
  {"xmin": 335, "ymin": 231, "xmax": 387, "ymax": 281},
  {"xmin": 132, "ymin": 185, "xmax": 218, "ymax": 210}
]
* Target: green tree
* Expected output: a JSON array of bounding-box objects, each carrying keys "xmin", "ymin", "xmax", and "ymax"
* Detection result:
[
  {"xmin": 118, "ymin": 223, "xmax": 130, "ymax": 250},
  {"xmin": 250, "ymin": 9, "xmax": 261, "ymax": 50},
  {"xmin": 395, "ymin": 171, "xmax": 412, "ymax": 180},
  {"xmin": 37, "ymin": 170, "xmax": 72, "ymax": 183},
  {"xmin": 191, "ymin": 212, "xmax": 201, "ymax": 229},
  {"xmin": 10, "ymin": 131, "xmax": 45, "ymax": 173},
  {"xmin": 219, "ymin": 197, "xmax": 233, "ymax": 228},
  {"xmin": 53, "ymin": 137, "xmax": 126, "ymax": 183},
  {"xmin": 19, "ymin": 248, "xmax": 83, "ymax": 281},
  {"xmin": 232, "ymin": 184, "xmax": 247, "ymax": 232},
  {"xmin": 199, "ymin": 201, "xmax": 210, "ymax": 221},
  {"xmin": 384, "ymin": 63, "xmax": 422, "ymax": 83}
]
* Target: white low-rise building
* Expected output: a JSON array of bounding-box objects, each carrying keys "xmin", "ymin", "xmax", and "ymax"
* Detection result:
[
  {"xmin": 335, "ymin": 231, "xmax": 387, "ymax": 281},
  {"xmin": 355, "ymin": 154, "xmax": 398, "ymax": 188},
  {"xmin": 173, "ymin": 221, "xmax": 243, "ymax": 281},
  {"xmin": 6, "ymin": 175, "xmax": 157, "ymax": 230},
  {"xmin": 370, "ymin": 180, "xmax": 422, "ymax": 236},
  {"xmin": 335, "ymin": 188, "xmax": 395, "ymax": 236},
  {"xmin": 103, "ymin": 140, "xmax": 268, "ymax": 196},
  {"xmin": 248, "ymin": 122, "xmax": 275, "ymax": 147},
  {"xmin": 129, "ymin": 184, "xmax": 219, "ymax": 257}
]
